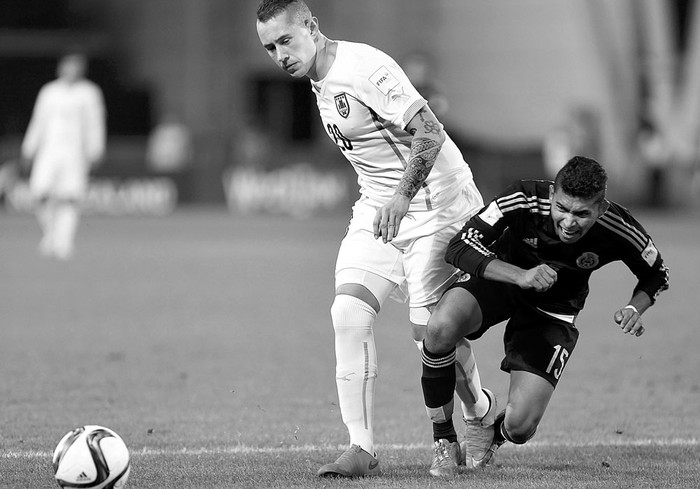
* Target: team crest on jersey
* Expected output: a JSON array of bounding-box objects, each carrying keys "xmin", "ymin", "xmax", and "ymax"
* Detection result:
[
  {"xmin": 576, "ymin": 252, "xmax": 599, "ymax": 269},
  {"xmin": 334, "ymin": 93, "xmax": 350, "ymax": 118}
]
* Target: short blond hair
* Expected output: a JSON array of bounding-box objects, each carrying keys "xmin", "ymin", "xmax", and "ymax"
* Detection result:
[{"xmin": 256, "ymin": 0, "xmax": 312, "ymax": 25}]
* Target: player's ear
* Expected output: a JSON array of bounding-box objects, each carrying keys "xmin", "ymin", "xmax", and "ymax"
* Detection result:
[
  {"xmin": 309, "ymin": 16, "xmax": 319, "ymax": 37},
  {"xmin": 548, "ymin": 184, "xmax": 555, "ymax": 200},
  {"xmin": 599, "ymin": 199, "xmax": 610, "ymax": 215}
]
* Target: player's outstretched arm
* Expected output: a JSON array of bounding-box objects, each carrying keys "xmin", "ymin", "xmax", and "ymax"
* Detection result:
[
  {"xmin": 613, "ymin": 291, "xmax": 652, "ymax": 337},
  {"xmin": 373, "ymin": 106, "xmax": 444, "ymax": 243}
]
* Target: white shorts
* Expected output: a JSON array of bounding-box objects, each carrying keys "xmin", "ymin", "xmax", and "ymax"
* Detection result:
[
  {"xmin": 335, "ymin": 180, "xmax": 483, "ymax": 308},
  {"xmin": 30, "ymin": 154, "xmax": 89, "ymax": 200}
]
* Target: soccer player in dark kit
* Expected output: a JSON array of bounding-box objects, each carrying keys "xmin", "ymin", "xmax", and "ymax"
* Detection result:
[{"xmin": 419, "ymin": 156, "xmax": 670, "ymax": 474}]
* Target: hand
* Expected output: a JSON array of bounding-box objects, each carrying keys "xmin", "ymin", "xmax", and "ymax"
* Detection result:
[
  {"xmin": 614, "ymin": 306, "xmax": 645, "ymax": 337},
  {"xmin": 519, "ymin": 264, "xmax": 557, "ymax": 292},
  {"xmin": 373, "ymin": 194, "xmax": 410, "ymax": 243}
]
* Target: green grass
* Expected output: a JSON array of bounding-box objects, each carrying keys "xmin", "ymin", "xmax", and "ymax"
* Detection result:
[
  {"xmin": 1, "ymin": 208, "xmax": 698, "ymax": 488},
  {"xmin": 4, "ymin": 445, "xmax": 697, "ymax": 488}
]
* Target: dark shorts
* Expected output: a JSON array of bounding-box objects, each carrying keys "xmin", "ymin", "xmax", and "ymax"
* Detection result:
[{"xmin": 449, "ymin": 274, "xmax": 580, "ymax": 387}]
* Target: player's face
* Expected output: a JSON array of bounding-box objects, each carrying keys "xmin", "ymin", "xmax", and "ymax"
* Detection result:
[
  {"xmin": 257, "ymin": 11, "xmax": 317, "ymax": 79},
  {"xmin": 57, "ymin": 55, "xmax": 86, "ymax": 82},
  {"xmin": 549, "ymin": 185, "xmax": 606, "ymax": 244}
]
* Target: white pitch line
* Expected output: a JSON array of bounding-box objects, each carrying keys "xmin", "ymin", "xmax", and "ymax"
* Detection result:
[{"xmin": 3, "ymin": 438, "xmax": 698, "ymax": 459}]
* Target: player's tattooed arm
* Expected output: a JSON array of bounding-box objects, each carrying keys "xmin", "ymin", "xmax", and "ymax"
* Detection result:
[
  {"xmin": 398, "ymin": 107, "xmax": 444, "ymax": 199},
  {"xmin": 397, "ymin": 137, "xmax": 440, "ymax": 199},
  {"xmin": 373, "ymin": 106, "xmax": 445, "ymax": 243}
]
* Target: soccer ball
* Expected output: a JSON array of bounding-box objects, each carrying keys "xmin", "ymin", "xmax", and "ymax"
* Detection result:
[{"xmin": 52, "ymin": 425, "xmax": 131, "ymax": 489}]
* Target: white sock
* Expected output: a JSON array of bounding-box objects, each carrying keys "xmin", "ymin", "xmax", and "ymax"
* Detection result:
[
  {"xmin": 330, "ymin": 294, "xmax": 378, "ymax": 454},
  {"xmin": 36, "ymin": 201, "xmax": 57, "ymax": 254},
  {"xmin": 52, "ymin": 203, "xmax": 80, "ymax": 259},
  {"xmin": 454, "ymin": 338, "xmax": 489, "ymax": 420}
]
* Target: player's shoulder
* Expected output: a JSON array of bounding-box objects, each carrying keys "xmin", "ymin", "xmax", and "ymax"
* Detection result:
[
  {"xmin": 77, "ymin": 79, "xmax": 102, "ymax": 92},
  {"xmin": 339, "ymin": 40, "xmax": 388, "ymax": 59},
  {"xmin": 493, "ymin": 179, "xmax": 552, "ymax": 216},
  {"xmin": 497, "ymin": 179, "xmax": 552, "ymax": 203},
  {"xmin": 599, "ymin": 200, "xmax": 641, "ymax": 227},
  {"xmin": 596, "ymin": 200, "xmax": 650, "ymax": 249},
  {"xmin": 41, "ymin": 80, "xmax": 62, "ymax": 93},
  {"xmin": 337, "ymin": 40, "xmax": 395, "ymax": 73},
  {"xmin": 516, "ymin": 179, "xmax": 551, "ymax": 196}
]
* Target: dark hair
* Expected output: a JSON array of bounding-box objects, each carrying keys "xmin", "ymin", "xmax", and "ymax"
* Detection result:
[
  {"xmin": 554, "ymin": 156, "xmax": 608, "ymax": 200},
  {"xmin": 257, "ymin": 0, "xmax": 310, "ymax": 23}
]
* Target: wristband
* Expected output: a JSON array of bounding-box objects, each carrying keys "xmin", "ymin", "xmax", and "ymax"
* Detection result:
[{"xmin": 623, "ymin": 305, "xmax": 638, "ymax": 314}]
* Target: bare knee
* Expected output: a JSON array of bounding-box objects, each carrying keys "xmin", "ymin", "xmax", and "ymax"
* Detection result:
[
  {"xmin": 424, "ymin": 288, "xmax": 482, "ymax": 353},
  {"xmin": 503, "ymin": 406, "xmax": 542, "ymax": 444},
  {"xmin": 502, "ymin": 371, "xmax": 553, "ymax": 444},
  {"xmin": 425, "ymin": 313, "xmax": 464, "ymax": 353}
]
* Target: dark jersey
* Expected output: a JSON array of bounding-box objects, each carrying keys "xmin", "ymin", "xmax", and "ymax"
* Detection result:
[{"xmin": 445, "ymin": 179, "xmax": 670, "ymax": 315}]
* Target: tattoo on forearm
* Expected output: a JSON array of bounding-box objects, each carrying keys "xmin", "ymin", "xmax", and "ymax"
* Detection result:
[{"xmin": 397, "ymin": 137, "xmax": 440, "ymax": 199}]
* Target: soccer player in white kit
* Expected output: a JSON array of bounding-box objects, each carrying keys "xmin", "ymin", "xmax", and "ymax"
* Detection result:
[
  {"xmin": 22, "ymin": 52, "xmax": 106, "ymax": 259},
  {"xmin": 256, "ymin": 0, "xmax": 497, "ymax": 477}
]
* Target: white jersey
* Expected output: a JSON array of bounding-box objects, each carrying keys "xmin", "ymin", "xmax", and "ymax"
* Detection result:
[
  {"xmin": 22, "ymin": 79, "xmax": 106, "ymax": 166},
  {"xmin": 310, "ymin": 41, "xmax": 474, "ymax": 211}
]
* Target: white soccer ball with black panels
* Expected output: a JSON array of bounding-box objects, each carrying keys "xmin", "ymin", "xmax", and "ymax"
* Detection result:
[{"xmin": 52, "ymin": 425, "xmax": 130, "ymax": 489}]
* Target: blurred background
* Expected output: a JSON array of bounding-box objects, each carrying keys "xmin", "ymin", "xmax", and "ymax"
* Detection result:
[{"xmin": 2, "ymin": 0, "xmax": 700, "ymax": 217}]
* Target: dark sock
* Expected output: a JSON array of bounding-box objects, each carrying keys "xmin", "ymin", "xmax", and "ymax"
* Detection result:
[
  {"xmin": 421, "ymin": 343, "xmax": 457, "ymax": 443},
  {"xmin": 433, "ymin": 420, "xmax": 458, "ymax": 444}
]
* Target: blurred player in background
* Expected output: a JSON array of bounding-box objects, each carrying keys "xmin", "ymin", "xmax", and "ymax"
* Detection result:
[
  {"xmin": 256, "ymin": 0, "xmax": 496, "ymax": 477},
  {"xmin": 421, "ymin": 156, "xmax": 670, "ymax": 473},
  {"xmin": 22, "ymin": 51, "xmax": 106, "ymax": 260}
]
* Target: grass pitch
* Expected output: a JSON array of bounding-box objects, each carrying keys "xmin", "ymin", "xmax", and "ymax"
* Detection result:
[{"xmin": 1, "ymin": 208, "xmax": 698, "ymax": 488}]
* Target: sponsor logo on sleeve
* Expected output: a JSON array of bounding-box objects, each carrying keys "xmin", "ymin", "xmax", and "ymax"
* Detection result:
[
  {"xmin": 480, "ymin": 201, "xmax": 504, "ymax": 226},
  {"xmin": 641, "ymin": 240, "xmax": 658, "ymax": 266},
  {"xmin": 369, "ymin": 66, "xmax": 400, "ymax": 95},
  {"xmin": 523, "ymin": 237, "xmax": 538, "ymax": 248}
]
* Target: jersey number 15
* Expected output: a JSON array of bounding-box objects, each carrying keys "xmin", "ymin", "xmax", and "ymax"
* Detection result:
[{"xmin": 546, "ymin": 344, "xmax": 569, "ymax": 380}]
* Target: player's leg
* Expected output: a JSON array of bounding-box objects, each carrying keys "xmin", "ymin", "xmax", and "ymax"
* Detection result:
[
  {"xmin": 458, "ymin": 351, "xmax": 497, "ymax": 469},
  {"xmin": 421, "ymin": 276, "xmax": 515, "ymax": 473},
  {"xmin": 420, "ymin": 286, "xmax": 483, "ymax": 475},
  {"xmin": 52, "ymin": 198, "xmax": 80, "ymax": 260},
  {"xmin": 481, "ymin": 308, "xmax": 579, "ymax": 467},
  {"xmin": 51, "ymin": 164, "xmax": 88, "ymax": 259},
  {"xmin": 411, "ymin": 306, "xmax": 492, "ymax": 469},
  {"xmin": 499, "ymin": 370, "xmax": 554, "ymax": 444},
  {"xmin": 318, "ymin": 201, "xmax": 403, "ymax": 477},
  {"xmin": 35, "ymin": 196, "xmax": 57, "ymax": 256},
  {"xmin": 399, "ymin": 213, "xmax": 491, "ymax": 474},
  {"xmin": 411, "ymin": 311, "xmax": 489, "ymax": 425},
  {"xmin": 317, "ymin": 271, "xmax": 395, "ymax": 478},
  {"xmin": 29, "ymin": 161, "xmax": 57, "ymax": 256},
  {"xmin": 480, "ymin": 371, "xmax": 554, "ymax": 469},
  {"xmin": 331, "ymin": 279, "xmax": 382, "ymax": 454}
]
